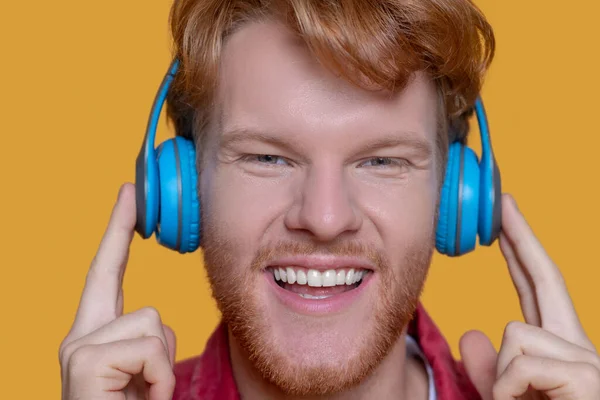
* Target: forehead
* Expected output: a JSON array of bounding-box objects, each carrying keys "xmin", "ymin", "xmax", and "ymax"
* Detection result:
[{"xmin": 216, "ymin": 19, "xmax": 438, "ymax": 144}]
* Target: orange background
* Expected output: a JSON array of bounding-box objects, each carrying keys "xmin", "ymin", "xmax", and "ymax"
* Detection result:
[{"xmin": 1, "ymin": 1, "xmax": 599, "ymax": 398}]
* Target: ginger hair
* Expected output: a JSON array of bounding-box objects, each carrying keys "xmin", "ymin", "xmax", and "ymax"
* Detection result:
[{"xmin": 166, "ymin": 0, "xmax": 495, "ymax": 165}]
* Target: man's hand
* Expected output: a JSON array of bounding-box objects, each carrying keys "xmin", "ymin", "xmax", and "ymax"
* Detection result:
[
  {"xmin": 59, "ymin": 183, "xmax": 176, "ymax": 400},
  {"xmin": 460, "ymin": 194, "xmax": 599, "ymax": 399}
]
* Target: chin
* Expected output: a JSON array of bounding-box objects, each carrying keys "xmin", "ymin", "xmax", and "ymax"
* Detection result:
[
  {"xmin": 219, "ymin": 267, "xmax": 419, "ymax": 396},
  {"xmin": 262, "ymin": 268, "xmax": 380, "ymax": 358}
]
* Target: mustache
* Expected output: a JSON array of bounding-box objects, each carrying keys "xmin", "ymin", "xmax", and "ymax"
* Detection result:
[{"xmin": 249, "ymin": 240, "xmax": 388, "ymax": 272}]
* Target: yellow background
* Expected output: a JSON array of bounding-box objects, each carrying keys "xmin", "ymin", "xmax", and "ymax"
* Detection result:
[{"xmin": 1, "ymin": 1, "xmax": 599, "ymax": 398}]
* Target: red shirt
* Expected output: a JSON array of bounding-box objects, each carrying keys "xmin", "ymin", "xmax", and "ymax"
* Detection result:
[{"xmin": 172, "ymin": 303, "xmax": 481, "ymax": 400}]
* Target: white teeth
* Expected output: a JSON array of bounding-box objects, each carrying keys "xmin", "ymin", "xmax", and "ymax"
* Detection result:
[
  {"xmin": 307, "ymin": 269, "xmax": 322, "ymax": 287},
  {"xmin": 336, "ymin": 270, "xmax": 346, "ymax": 285},
  {"xmin": 353, "ymin": 270, "xmax": 362, "ymax": 284},
  {"xmin": 299, "ymin": 293, "xmax": 332, "ymax": 300},
  {"xmin": 296, "ymin": 269, "xmax": 308, "ymax": 285},
  {"xmin": 286, "ymin": 267, "xmax": 296, "ymax": 284},
  {"xmin": 345, "ymin": 269, "xmax": 355, "ymax": 285},
  {"xmin": 272, "ymin": 267, "xmax": 367, "ymax": 288},
  {"xmin": 322, "ymin": 270, "xmax": 336, "ymax": 287}
]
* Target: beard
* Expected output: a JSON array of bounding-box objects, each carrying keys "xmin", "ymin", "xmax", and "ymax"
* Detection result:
[{"xmin": 201, "ymin": 222, "xmax": 434, "ymax": 397}]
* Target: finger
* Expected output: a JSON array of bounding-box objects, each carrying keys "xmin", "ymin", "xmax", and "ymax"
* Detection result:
[
  {"xmin": 498, "ymin": 232, "xmax": 540, "ymax": 326},
  {"xmin": 501, "ymin": 194, "xmax": 583, "ymax": 343},
  {"xmin": 459, "ymin": 330, "xmax": 497, "ymax": 400},
  {"xmin": 68, "ymin": 337, "xmax": 175, "ymax": 400},
  {"xmin": 74, "ymin": 183, "xmax": 137, "ymax": 335},
  {"xmin": 62, "ymin": 307, "xmax": 172, "ymax": 368},
  {"xmin": 493, "ymin": 355, "xmax": 600, "ymax": 399},
  {"xmin": 496, "ymin": 321, "xmax": 600, "ymax": 378},
  {"xmin": 163, "ymin": 324, "xmax": 177, "ymax": 367},
  {"xmin": 116, "ymin": 287, "xmax": 124, "ymax": 317}
]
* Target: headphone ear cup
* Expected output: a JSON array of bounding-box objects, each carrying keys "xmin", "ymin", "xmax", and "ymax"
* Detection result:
[
  {"xmin": 436, "ymin": 97, "xmax": 500, "ymax": 256},
  {"xmin": 155, "ymin": 137, "xmax": 201, "ymax": 253},
  {"xmin": 455, "ymin": 146, "xmax": 481, "ymax": 256},
  {"xmin": 436, "ymin": 142, "xmax": 461, "ymax": 255},
  {"xmin": 478, "ymin": 151, "xmax": 502, "ymax": 246},
  {"xmin": 175, "ymin": 137, "xmax": 201, "ymax": 253},
  {"xmin": 155, "ymin": 139, "xmax": 180, "ymax": 251},
  {"xmin": 137, "ymin": 149, "xmax": 160, "ymax": 239}
]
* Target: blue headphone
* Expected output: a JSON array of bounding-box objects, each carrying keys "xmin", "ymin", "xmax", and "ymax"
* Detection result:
[{"xmin": 135, "ymin": 60, "xmax": 502, "ymax": 256}]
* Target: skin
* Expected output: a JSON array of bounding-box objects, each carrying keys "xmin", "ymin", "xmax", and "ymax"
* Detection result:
[
  {"xmin": 199, "ymin": 20, "xmax": 437, "ymax": 398},
  {"xmin": 59, "ymin": 20, "xmax": 599, "ymax": 400}
]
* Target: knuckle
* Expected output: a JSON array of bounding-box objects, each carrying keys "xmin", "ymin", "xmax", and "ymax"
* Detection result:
[
  {"xmin": 138, "ymin": 306, "xmax": 162, "ymax": 325},
  {"xmin": 144, "ymin": 335, "xmax": 167, "ymax": 355},
  {"xmin": 492, "ymin": 381, "xmax": 504, "ymax": 400},
  {"xmin": 59, "ymin": 340, "xmax": 78, "ymax": 366},
  {"xmin": 507, "ymin": 355, "xmax": 528, "ymax": 374},
  {"xmin": 503, "ymin": 320, "xmax": 526, "ymax": 342},
  {"xmin": 67, "ymin": 345, "xmax": 97, "ymax": 378}
]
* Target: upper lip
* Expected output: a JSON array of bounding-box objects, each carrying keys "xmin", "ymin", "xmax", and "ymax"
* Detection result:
[{"xmin": 266, "ymin": 255, "xmax": 376, "ymax": 272}]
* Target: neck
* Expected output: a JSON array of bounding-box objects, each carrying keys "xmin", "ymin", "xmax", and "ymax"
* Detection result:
[{"xmin": 228, "ymin": 328, "xmax": 429, "ymax": 400}]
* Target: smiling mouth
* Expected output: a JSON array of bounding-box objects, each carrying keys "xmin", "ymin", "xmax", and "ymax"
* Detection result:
[{"xmin": 266, "ymin": 267, "xmax": 371, "ymax": 299}]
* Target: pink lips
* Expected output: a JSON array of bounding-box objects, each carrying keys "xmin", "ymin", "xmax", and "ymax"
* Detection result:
[{"xmin": 264, "ymin": 270, "xmax": 374, "ymax": 315}]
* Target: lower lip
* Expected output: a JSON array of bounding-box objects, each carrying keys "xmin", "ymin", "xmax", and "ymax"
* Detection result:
[{"xmin": 264, "ymin": 270, "xmax": 374, "ymax": 315}]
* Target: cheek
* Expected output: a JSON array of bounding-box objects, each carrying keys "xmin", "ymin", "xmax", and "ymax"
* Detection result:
[
  {"xmin": 200, "ymin": 166, "xmax": 290, "ymax": 260},
  {"xmin": 358, "ymin": 174, "xmax": 438, "ymax": 249}
]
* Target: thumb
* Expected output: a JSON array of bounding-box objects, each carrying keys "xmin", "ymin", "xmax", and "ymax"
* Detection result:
[{"xmin": 459, "ymin": 330, "xmax": 497, "ymax": 400}]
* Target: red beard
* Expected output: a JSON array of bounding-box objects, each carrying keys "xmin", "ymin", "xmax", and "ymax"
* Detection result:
[{"xmin": 202, "ymin": 226, "xmax": 433, "ymax": 396}]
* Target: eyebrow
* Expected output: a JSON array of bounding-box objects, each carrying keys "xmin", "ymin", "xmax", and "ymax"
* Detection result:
[
  {"xmin": 219, "ymin": 128, "xmax": 304, "ymax": 155},
  {"xmin": 219, "ymin": 127, "xmax": 432, "ymax": 158},
  {"xmin": 356, "ymin": 132, "xmax": 433, "ymax": 157}
]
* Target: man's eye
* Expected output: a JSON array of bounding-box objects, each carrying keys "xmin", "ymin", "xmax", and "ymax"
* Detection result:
[
  {"xmin": 252, "ymin": 155, "xmax": 288, "ymax": 165},
  {"xmin": 360, "ymin": 157, "xmax": 406, "ymax": 168}
]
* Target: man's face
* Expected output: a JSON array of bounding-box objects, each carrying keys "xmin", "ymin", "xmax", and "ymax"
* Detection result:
[{"xmin": 199, "ymin": 20, "xmax": 440, "ymax": 396}]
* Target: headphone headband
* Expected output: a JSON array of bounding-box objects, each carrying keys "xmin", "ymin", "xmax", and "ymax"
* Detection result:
[
  {"xmin": 135, "ymin": 60, "xmax": 180, "ymax": 238},
  {"xmin": 474, "ymin": 97, "xmax": 492, "ymax": 159},
  {"xmin": 145, "ymin": 59, "xmax": 180, "ymax": 153}
]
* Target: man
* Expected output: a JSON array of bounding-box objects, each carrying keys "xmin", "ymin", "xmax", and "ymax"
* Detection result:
[{"xmin": 59, "ymin": 1, "xmax": 600, "ymax": 399}]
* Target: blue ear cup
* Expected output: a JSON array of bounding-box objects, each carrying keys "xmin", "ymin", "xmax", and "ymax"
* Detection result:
[
  {"xmin": 474, "ymin": 98, "xmax": 502, "ymax": 246},
  {"xmin": 155, "ymin": 137, "xmax": 201, "ymax": 252},
  {"xmin": 135, "ymin": 60, "xmax": 201, "ymax": 253},
  {"xmin": 435, "ymin": 97, "xmax": 502, "ymax": 256}
]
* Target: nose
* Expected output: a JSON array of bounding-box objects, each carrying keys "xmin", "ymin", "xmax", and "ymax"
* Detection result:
[{"xmin": 284, "ymin": 164, "xmax": 362, "ymax": 241}]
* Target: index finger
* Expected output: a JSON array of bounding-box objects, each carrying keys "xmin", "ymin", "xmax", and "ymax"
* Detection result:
[
  {"xmin": 72, "ymin": 183, "xmax": 137, "ymax": 336},
  {"xmin": 501, "ymin": 194, "xmax": 585, "ymax": 344}
]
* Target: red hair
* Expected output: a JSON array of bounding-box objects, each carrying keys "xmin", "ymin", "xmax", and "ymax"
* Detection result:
[{"xmin": 167, "ymin": 0, "xmax": 495, "ymax": 152}]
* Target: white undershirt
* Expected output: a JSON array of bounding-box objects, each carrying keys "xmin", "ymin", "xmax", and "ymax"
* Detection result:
[{"xmin": 406, "ymin": 335, "xmax": 437, "ymax": 400}]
